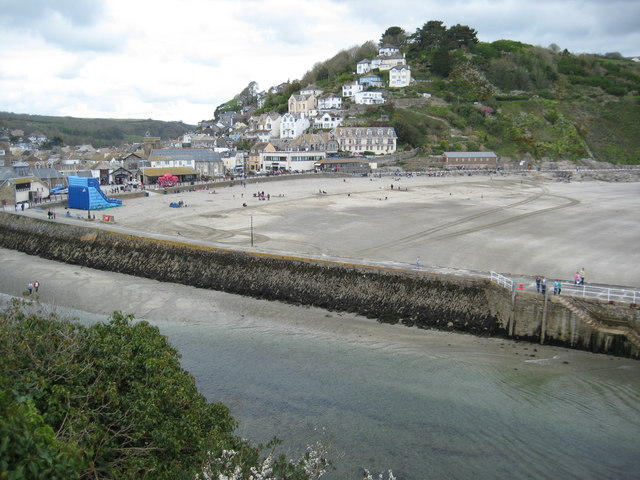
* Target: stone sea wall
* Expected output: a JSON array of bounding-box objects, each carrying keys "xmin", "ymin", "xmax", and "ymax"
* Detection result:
[{"xmin": 0, "ymin": 213, "xmax": 637, "ymax": 358}]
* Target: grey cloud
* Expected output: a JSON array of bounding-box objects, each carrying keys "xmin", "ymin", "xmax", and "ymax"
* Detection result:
[
  {"xmin": 0, "ymin": 0, "xmax": 126, "ymax": 52},
  {"xmin": 0, "ymin": 0, "xmax": 106, "ymax": 27}
]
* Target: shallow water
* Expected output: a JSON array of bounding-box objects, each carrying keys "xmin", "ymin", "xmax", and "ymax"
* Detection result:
[
  {"xmin": 2, "ymin": 288, "xmax": 639, "ymax": 480},
  {"xmin": 158, "ymin": 319, "xmax": 640, "ymax": 480}
]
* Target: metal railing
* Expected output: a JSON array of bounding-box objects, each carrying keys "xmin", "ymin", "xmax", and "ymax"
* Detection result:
[
  {"xmin": 560, "ymin": 283, "xmax": 638, "ymax": 303},
  {"xmin": 490, "ymin": 271, "xmax": 513, "ymax": 290},
  {"xmin": 490, "ymin": 271, "xmax": 639, "ymax": 303}
]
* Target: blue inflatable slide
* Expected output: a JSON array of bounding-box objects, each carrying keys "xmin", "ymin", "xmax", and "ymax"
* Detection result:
[{"xmin": 67, "ymin": 176, "xmax": 122, "ymax": 210}]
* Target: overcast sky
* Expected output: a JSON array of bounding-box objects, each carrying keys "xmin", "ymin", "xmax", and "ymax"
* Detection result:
[{"xmin": 1, "ymin": 0, "xmax": 638, "ymax": 124}]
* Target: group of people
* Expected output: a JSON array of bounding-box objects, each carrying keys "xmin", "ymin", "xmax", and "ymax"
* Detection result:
[
  {"xmin": 26, "ymin": 280, "xmax": 40, "ymax": 295},
  {"xmin": 535, "ymin": 276, "xmax": 563, "ymax": 296},
  {"xmin": 47, "ymin": 210, "xmax": 57, "ymax": 219},
  {"xmin": 574, "ymin": 268, "xmax": 586, "ymax": 285}
]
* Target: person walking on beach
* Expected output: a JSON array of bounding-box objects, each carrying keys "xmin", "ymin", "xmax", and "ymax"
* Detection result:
[
  {"xmin": 535, "ymin": 275, "xmax": 542, "ymax": 293},
  {"xmin": 540, "ymin": 277, "xmax": 547, "ymax": 295},
  {"xmin": 579, "ymin": 267, "xmax": 586, "ymax": 285},
  {"xmin": 27, "ymin": 282, "xmax": 33, "ymax": 295},
  {"xmin": 33, "ymin": 280, "xmax": 40, "ymax": 293},
  {"xmin": 416, "ymin": 257, "xmax": 421, "ymax": 269}
]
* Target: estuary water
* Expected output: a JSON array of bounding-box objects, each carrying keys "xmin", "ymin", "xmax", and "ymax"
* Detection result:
[
  {"xmin": 1, "ymin": 248, "xmax": 639, "ymax": 479},
  {"xmin": 158, "ymin": 320, "xmax": 640, "ymax": 480}
]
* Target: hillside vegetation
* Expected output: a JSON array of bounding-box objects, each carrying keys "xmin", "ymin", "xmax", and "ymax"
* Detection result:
[
  {"xmin": 257, "ymin": 21, "xmax": 640, "ymax": 164},
  {"xmin": 0, "ymin": 112, "xmax": 193, "ymax": 148}
]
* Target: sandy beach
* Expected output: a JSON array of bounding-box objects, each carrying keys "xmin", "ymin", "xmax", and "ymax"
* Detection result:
[
  {"xmin": 3, "ymin": 173, "xmax": 639, "ymax": 480},
  {"xmin": 15, "ymin": 171, "xmax": 640, "ymax": 286}
]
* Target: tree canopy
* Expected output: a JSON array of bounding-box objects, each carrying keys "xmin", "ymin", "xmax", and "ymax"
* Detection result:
[{"xmin": 0, "ymin": 302, "xmax": 326, "ymax": 479}]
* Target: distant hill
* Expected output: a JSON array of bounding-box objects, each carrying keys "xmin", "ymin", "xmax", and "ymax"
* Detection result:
[
  {"xmin": 0, "ymin": 112, "xmax": 194, "ymax": 148},
  {"xmin": 251, "ymin": 22, "xmax": 640, "ymax": 164}
]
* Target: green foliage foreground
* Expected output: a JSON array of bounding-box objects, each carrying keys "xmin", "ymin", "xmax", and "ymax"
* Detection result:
[{"xmin": 0, "ymin": 301, "xmax": 327, "ymax": 480}]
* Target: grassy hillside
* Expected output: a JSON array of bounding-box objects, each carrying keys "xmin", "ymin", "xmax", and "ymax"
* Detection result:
[
  {"xmin": 262, "ymin": 22, "xmax": 640, "ymax": 164},
  {"xmin": 0, "ymin": 112, "xmax": 193, "ymax": 148}
]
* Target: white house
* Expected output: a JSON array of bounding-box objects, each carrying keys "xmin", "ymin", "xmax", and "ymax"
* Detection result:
[
  {"xmin": 371, "ymin": 53, "xmax": 406, "ymax": 71},
  {"xmin": 317, "ymin": 94, "xmax": 342, "ymax": 110},
  {"xmin": 379, "ymin": 45, "xmax": 400, "ymax": 56},
  {"xmin": 354, "ymin": 90, "xmax": 385, "ymax": 105},
  {"xmin": 389, "ymin": 65, "xmax": 412, "ymax": 88},
  {"xmin": 342, "ymin": 82, "xmax": 363, "ymax": 97},
  {"xmin": 356, "ymin": 59, "xmax": 371, "ymax": 74},
  {"xmin": 280, "ymin": 113, "xmax": 310, "ymax": 139},
  {"xmin": 256, "ymin": 112, "xmax": 281, "ymax": 138},
  {"xmin": 300, "ymin": 84, "xmax": 323, "ymax": 97},
  {"xmin": 313, "ymin": 112, "xmax": 343, "ymax": 130}
]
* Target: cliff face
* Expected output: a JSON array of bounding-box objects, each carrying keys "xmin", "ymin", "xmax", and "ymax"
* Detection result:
[{"xmin": 0, "ymin": 213, "xmax": 637, "ymax": 358}]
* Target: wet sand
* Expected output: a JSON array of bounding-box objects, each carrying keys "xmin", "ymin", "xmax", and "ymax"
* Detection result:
[{"xmin": 1, "ymin": 247, "xmax": 635, "ymax": 372}]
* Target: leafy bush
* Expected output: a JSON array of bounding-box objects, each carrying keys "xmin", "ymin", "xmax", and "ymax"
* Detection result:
[{"xmin": 0, "ymin": 302, "xmax": 322, "ymax": 480}]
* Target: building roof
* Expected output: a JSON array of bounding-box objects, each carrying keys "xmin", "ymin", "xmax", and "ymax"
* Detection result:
[
  {"xmin": 31, "ymin": 168, "xmax": 62, "ymax": 179},
  {"xmin": 11, "ymin": 177, "xmax": 38, "ymax": 185}
]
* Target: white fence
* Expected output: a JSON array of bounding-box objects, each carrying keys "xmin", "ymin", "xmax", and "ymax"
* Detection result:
[
  {"xmin": 490, "ymin": 271, "xmax": 514, "ymax": 290},
  {"xmin": 560, "ymin": 284, "xmax": 639, "ymax": 303},
  {"xmin": 490, "ymin": 271, "xmax": 639, "ymax": 303}
]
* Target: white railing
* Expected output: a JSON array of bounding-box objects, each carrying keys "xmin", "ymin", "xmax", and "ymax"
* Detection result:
[
  {"xmin": 490, "ymin": 271, "xmax": 639, "ymax": 303},
  {"xmin": 490, "ymin": 271, "xmax": 513, "ymax": 290},
  {"xmin": 560, "ymin": 284, "xmax": 639, "ymax": 303}
]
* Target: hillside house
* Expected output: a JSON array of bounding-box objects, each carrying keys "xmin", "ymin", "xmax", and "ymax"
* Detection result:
[
  {"xmin": 288, "ymin": 93, "xmax": 317, "ymax": 115},
  {"xmin": 389, "ymin": 65, "xmax": 412, "ymax": 88},
  {"xmin": 300, "ymin": 85, "xmax": 323, "ymax": 97},
  {"xmin": 317, "ymin": 93, "xmax": 342, "ymax": 110},
  {"xmin": 379, "ymin": 45, "xmax": 400, "ymax": 56},
  {"xmin": 354, "ymin": 90, "xmax": 385, "ymax": 105},
  {"xmin": 359, "ymin": 74, "xmax": 384, "ymax": 88},
  {"xmin": 190, "ymin": 134, "xmax": 218, "ymax": 148},
  {"xmin": 334, "ymin": 127, "xmax": 397, "ymax": 155},
  {"xmin": 280, "ymin": 113, "xmax": 310, "ymax": 139},
  {"xmin": 357, "ymin": 59, "xmax": 371, "ymax": 74},
  {"xmin": 371, "ymin": 53, "xmax": 406, "ymax": 71},
  {"xmin": 342, "ymin": 82, "xmax": 363, "ymax": 98},
  {"xmin": 313, "ymin": 112, "xmax": 343, "ymax": 130},
  {"xmin": 255, "ymin": 112, "xmax": 281, "ymax": 138}
]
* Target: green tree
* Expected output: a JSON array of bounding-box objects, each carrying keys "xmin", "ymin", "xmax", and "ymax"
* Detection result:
[
  {"xmin": 408, "ymin": 20, "xmax": 447, "ymax": 52},
  {"xmin": 0, "ymin": 303, "xmax": 323, "ymax": 480},
  {"xmin": 379, "ymin": 26, "xmax": 407, "ymax": 47},
  {"xmin": 432, "ymin": 48, "xmax": 454, "ymax": 77},
  {"xmin": 445, "ymin": 24, "xmax": 478, "ymax": 49}
]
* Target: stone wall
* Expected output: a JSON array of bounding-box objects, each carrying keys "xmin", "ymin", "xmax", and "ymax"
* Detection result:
[{"xmin": 0, "ymin": 213, "xmax": 637, "ymax": 358}]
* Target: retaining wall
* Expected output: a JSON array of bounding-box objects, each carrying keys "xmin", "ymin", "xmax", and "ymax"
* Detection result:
[{"xmin": 0, "ymin": 213, "xmax": 637, "ymax": 358}]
